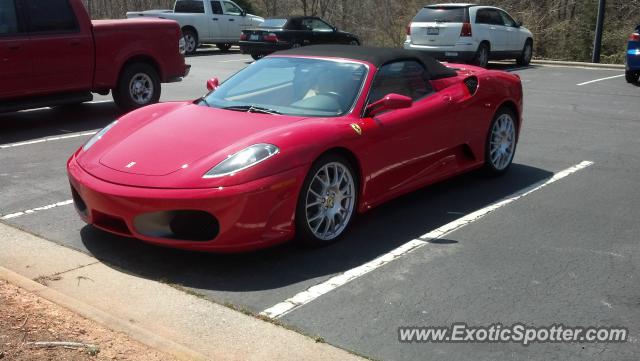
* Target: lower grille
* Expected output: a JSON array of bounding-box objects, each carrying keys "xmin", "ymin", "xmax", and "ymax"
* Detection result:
[
  {"xmin": 133, "ymin": 210, "xmax": 219, "ymax": 242},
  {"xmin": 92, "ymin": 210, "xmax": 131, "ymax": 236}
]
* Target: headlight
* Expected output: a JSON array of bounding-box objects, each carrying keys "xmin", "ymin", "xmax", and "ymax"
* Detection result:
[
  {"xmin": 83, "ymin": 120, "xmax": 118, "ymax": 152},
  {"xmin": 203, "ymin": 144, "xmax": 279, "ymax": 178}
]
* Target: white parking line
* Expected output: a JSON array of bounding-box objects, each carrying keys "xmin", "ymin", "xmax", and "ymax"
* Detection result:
[
  {"xmin": 260, "ymin": 160, "xmax": 595, "ymax": 319},
  {"xmin": 1, "ymin": 200, "xmax": 74, "ymax": 220},
  {"xmin": 577, "ymin": 74, "xmax": 625, "ymax": 86},
  {"xmin": 0, "ymin": 131, "xmax": 97, "ymax": 149}
]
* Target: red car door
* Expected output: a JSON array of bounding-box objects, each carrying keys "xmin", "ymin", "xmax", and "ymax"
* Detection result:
[
  {"xmin": 362, "ymin": 61, "xmax": 463, "ymax": 203},
  {"xmin": 0, "ymin": 0, "xmax": 31, "ymax": 99},
  {"xmin": 21, "ymin": 0, "xmax": 93, "ymax": 94}
]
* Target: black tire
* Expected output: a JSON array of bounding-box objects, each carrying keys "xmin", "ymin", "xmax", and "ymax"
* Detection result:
[
  {"xmin": 295, "ymin": 154, "xmax": 358, "ymax": 247},
  {"xmin": 348, "ymin": 39, "xmax": 360, "ymax": 46},
  {"xmin": 182, "ymin": 28, "xmax": 198, "ymax": 55},
  {"xmin": 112, "ymin": 63, "xmax": 161, "ymax": 111},
  {"xmin": 250, "ymin": 53, "xmax": 264, "ymax": 61},
  {"xmin": 626, "ymin": 70, "xmax": 640, "ymax": 84},
  {"xmin": 516, "ymin": 40, "xmax": 533, "ymax": 66},
  {"xmin": 484, "ymin": 107, "xmax": 518, "ymax": 175},
  {"xmin": 473, "ymin": 43, "xmax": 490, "ymax": 68},
  {"xmin": 216, "ymin": 43, "xmax": 232, "ymax": 52}
]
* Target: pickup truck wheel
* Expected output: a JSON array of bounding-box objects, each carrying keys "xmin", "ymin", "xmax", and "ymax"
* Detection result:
[
  {"xmin": 182, "ymin": 29, "xmax": 198, "ymax": 55},
  {"xmin": 113, "ymin": 63, "xmax": 161, "ymax": 111},
  {"xmin": 216, "ymin": 43, "xmax": 232, "ymax": 52}
]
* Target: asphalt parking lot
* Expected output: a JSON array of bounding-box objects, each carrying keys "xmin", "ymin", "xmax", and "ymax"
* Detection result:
[{"xmin": 1, "ymin": 48, "xmax": 639, "ymax": 361}]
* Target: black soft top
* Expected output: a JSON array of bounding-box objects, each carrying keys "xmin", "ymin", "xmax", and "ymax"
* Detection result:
[{"xmin": 274, "ymin": 45, "xmax": 457, "ymax": 79}]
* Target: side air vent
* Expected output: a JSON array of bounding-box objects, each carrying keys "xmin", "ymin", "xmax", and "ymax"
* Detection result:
[{"xmin": 464, "ymin": 76, "xmax": 479, "ymax": 96}]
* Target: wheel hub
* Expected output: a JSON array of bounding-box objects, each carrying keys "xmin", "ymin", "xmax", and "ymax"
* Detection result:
[{"xmin": 324, "ymin": 191, "xmax": 336, "ymax": 209}]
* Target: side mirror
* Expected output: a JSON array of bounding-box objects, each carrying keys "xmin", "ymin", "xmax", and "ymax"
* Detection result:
[
  {"xmin": 206, "ymin": 77, "xmax": 220, "ymax": 91},
  {"xmin": 240, "ymin": 10, "xmax": 247, "ymax": 16},
  {"xmin": 366, "ymin": 93, "xmax": 412, "ymax": 117},
  {"xmin": 515, "ymin": 20, "xmax": 522, "ymax": 28},
  {"xmin": 333, "ymin": 26, "xmax": 338, "ymax": 32}
]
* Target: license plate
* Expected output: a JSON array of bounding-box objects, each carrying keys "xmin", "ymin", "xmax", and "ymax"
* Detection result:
[
  {"xmin": 426, "ymin": 27, "xmax": 439, "ymax": 35},
  {"xmin": 250, "ymin": 34, "xmax": 259, "ymax": 41}
]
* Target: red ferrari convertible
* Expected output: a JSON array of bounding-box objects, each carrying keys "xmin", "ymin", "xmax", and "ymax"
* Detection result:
[{"xmin": 67, "ymin": 45, "xmax": 523, "ymax": 252}]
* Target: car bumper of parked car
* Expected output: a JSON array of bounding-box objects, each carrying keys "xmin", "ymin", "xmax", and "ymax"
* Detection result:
[
  {"xmin": 404, "ymin": 41, "xmax": 478, "ymax": 62},
  {"xmin": 167, "ymin": 64, "xmax": 191, "ymax": 83},
  {"xmin": 67, "ymin": 155, "xmax": 307, "ymax": 253},
  {"xmin": 239, "ymin": 41, "xmax": 292, "ymax": 55}
]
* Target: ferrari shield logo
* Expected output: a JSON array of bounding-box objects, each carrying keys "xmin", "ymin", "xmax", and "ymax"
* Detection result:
[{"xmin": 351, "ymin": 123, "xmax": 362, "ymax": 135}]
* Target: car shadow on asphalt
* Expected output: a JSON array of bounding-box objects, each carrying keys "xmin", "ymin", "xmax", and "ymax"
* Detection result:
[
  {"xmin": 80, "ymin": 163, "xmax": 553, "ymax": 299},
  {"xmin": 0, "ymin": 102, "xmax": 121, "ymax": 145}
]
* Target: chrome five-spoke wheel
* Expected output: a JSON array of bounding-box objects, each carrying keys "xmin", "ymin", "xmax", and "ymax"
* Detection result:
[
  {"xmin": 486, "ymin": 109, "xmax": 517, "ymax": 173},
  {"xmin": 297, "ymin": 155, "xmax": 357, "ymax": 245},
  {"xmin": 129, "ymin": 73, "xmax": 154, "ymax": 105},
  {"xmin": 112, "ymin": 62, "xmax": 161, "ymax": 111}
]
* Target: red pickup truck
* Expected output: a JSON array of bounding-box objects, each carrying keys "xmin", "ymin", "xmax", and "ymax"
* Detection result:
[{"xmin": 0, "ymin": 0, "xmax": 190, "ymax": 112}]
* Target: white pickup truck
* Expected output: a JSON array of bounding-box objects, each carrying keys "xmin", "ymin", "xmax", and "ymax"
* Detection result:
[{"xmin": 127, "ymin": 0, "xmax": 264, "ymax": 54}]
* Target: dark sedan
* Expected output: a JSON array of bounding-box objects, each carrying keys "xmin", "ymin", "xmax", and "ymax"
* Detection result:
[{"xmin": 239, "ymin": 17, "xmax": 360, "ymax": 60}]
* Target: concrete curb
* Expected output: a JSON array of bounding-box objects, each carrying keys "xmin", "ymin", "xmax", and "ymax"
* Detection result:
[
  {"xmin": 531, "ymin": 59, "xmax": 625, "ymax": 70},
  {"xmin": 0, "ymin": 266, "xmax": 210, "ymax": 361}
]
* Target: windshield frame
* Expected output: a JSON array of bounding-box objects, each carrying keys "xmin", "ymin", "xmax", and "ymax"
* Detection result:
[{"xmin": 200, "ymin": 56, "xmax": 371, "ymax": 118}]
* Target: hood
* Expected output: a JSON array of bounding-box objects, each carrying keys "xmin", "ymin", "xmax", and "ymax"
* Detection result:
[{"xmin": 94, "ymin": 103, "xmax": 306, "ymax": 177}]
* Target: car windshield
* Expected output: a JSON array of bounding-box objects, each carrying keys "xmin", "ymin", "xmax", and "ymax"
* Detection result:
[
  {"xmin": 200, "ymin": 57, "xmax": 368, "ymax": 117},
  {"xmin": 260, "ymin": 19, "xmax": 287, "ymax": 28}
]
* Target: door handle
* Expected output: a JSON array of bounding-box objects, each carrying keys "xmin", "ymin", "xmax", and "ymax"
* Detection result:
[
  {"xmin": 229, "ymin": 18, "xmax": 235, "ymax": 21},
  {"xmin": 490, "ymin": 26, "xmax": 496, "ymax": 30},
  {"xmin": 70, "ymin": 40, "xmax": 81, "ymax": 47},
  {"xmin": 212, "ymin": 17, "xmax": 218, "ymax": 20},
  {"xmin": 8, "ymin": 44, "xmax": 20, "ymax": 50}
]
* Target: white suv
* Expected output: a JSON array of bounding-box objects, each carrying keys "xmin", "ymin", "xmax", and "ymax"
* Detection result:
[{"xmin": 404, "ymin": 4, "xmax": 533, "ymax": 67}]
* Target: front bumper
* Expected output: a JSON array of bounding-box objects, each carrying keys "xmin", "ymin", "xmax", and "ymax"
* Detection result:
[
  {"xmin": 404, "ymin": 41, "xmax": 478, "ymax": 62},
  {"xmin": 67, "ymin": 155, "xmax": 307, "ymax": 252}
]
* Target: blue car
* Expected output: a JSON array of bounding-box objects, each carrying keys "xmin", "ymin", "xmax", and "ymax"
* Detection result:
[{"xmin": 626, "ymin": 24, "xmax": 640, "ymax": 84}]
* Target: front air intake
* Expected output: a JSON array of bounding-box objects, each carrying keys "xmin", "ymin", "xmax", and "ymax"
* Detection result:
[{"xmin": 134, "ymin": 210, "xmax": 219, "ymax": 242}]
